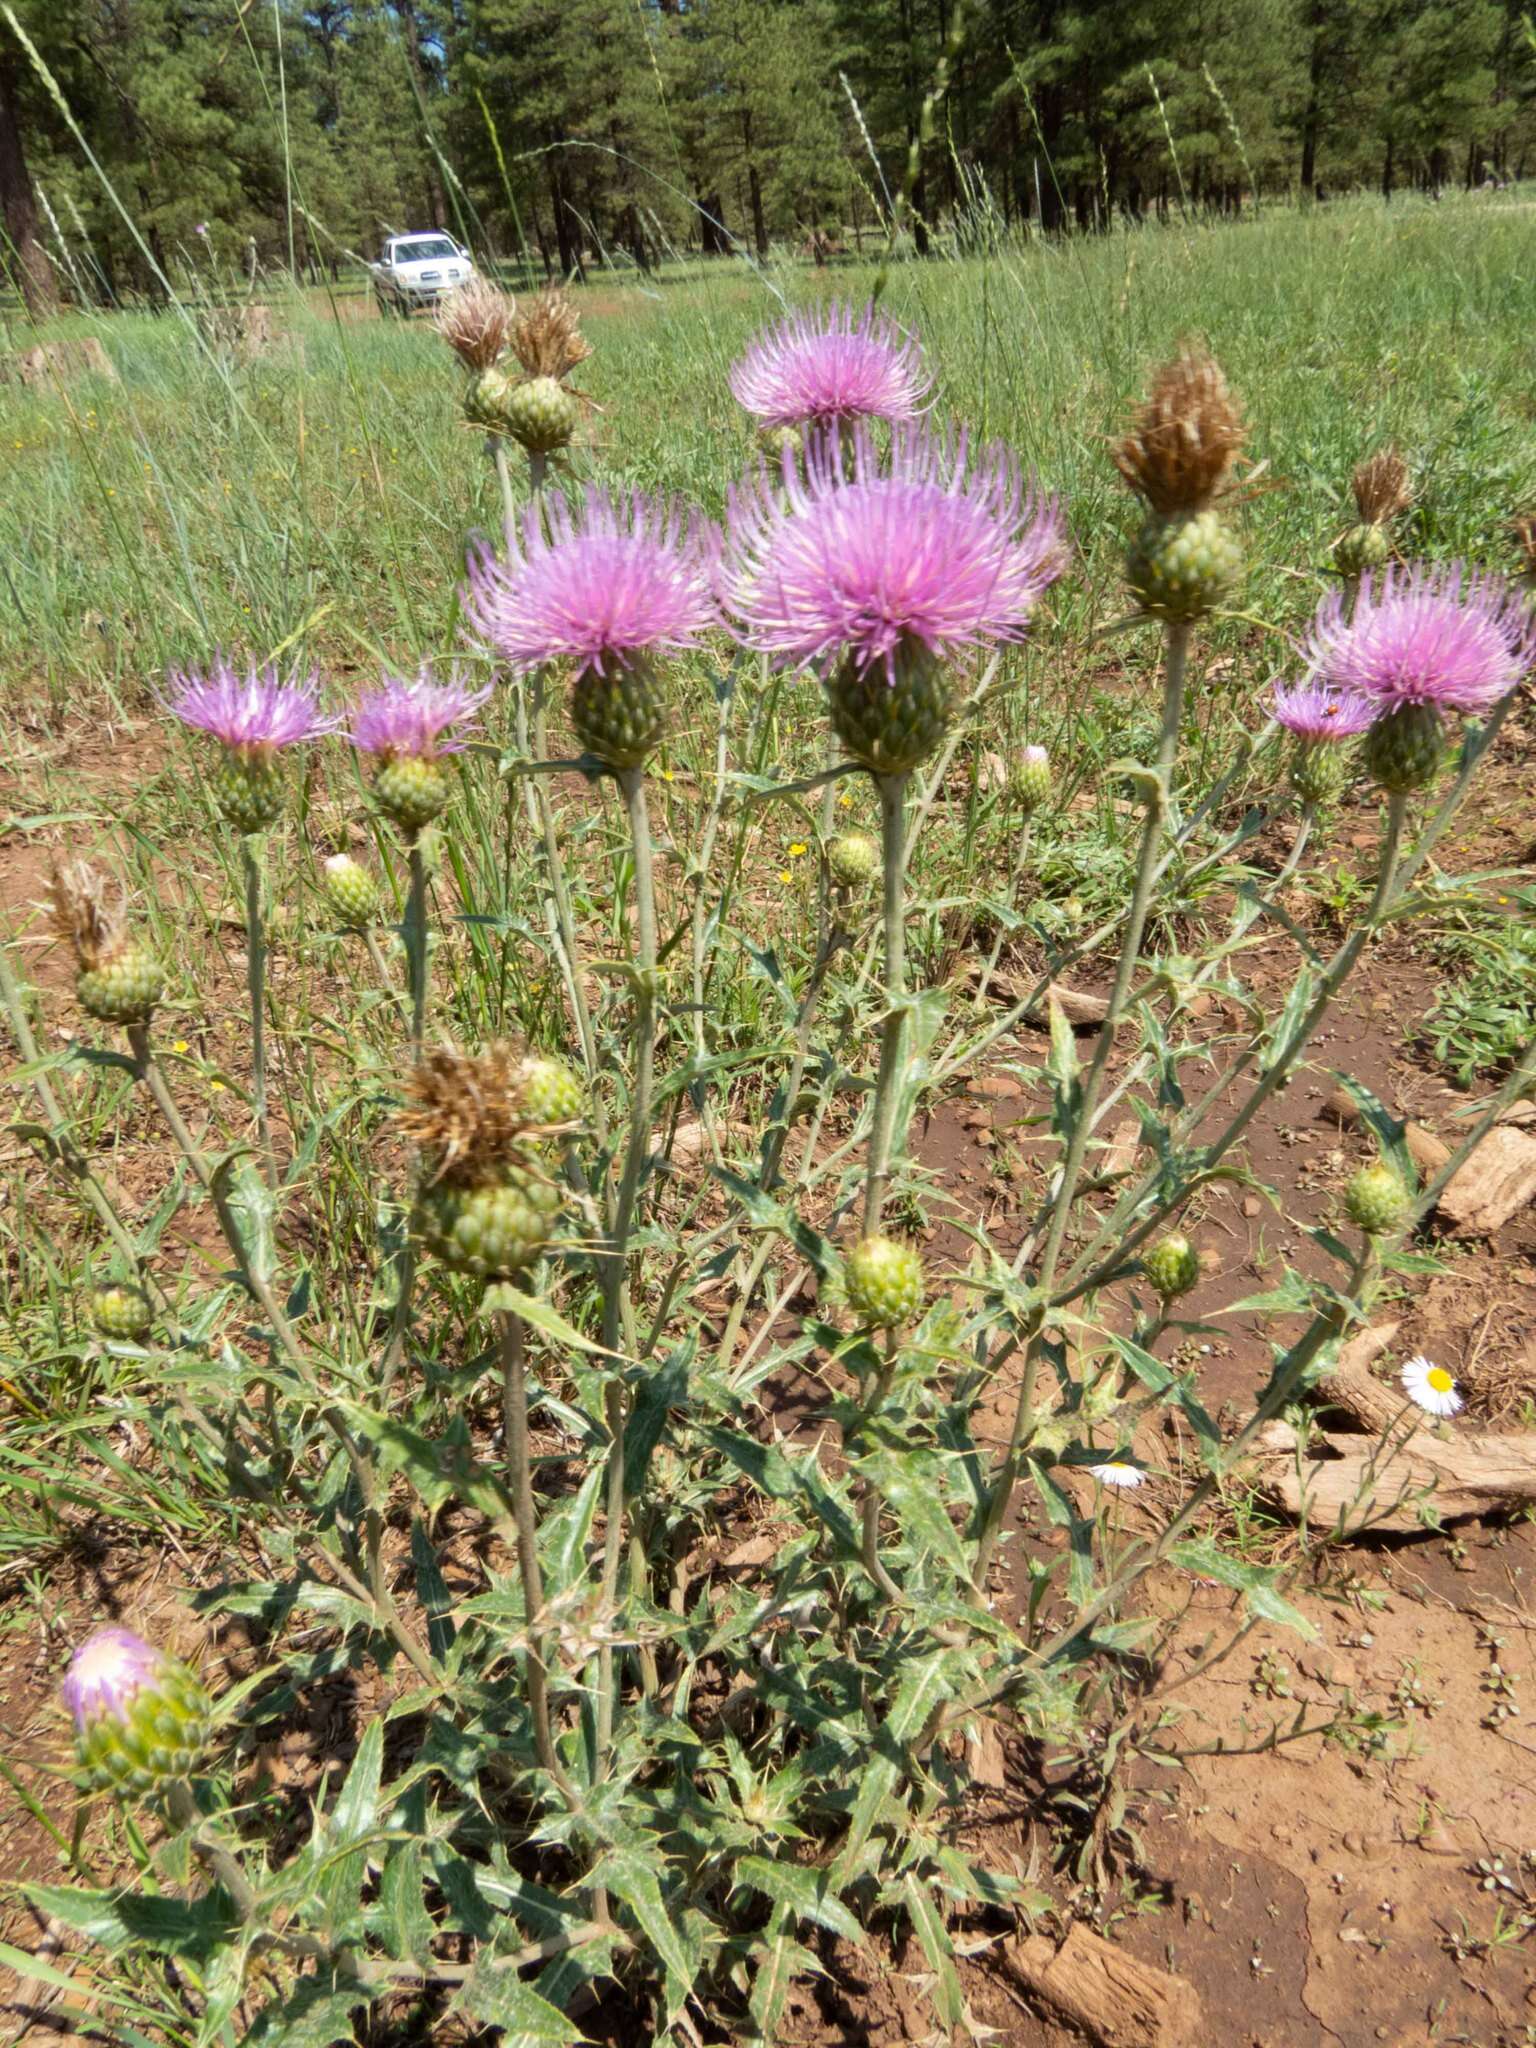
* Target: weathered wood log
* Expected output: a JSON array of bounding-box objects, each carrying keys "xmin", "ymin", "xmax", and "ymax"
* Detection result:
[
  {"xmin": 1007, "ymin": 1924, "xmax": 1202, "ymax": 2048},
  {"xmin": 1436, "ymin": 1124, "xmax": 1536, "ymax": 1235},
  {"xmin": 1314, "ymin": 1322, "xmax": 1403, "ymax": 1434},
  {"xmin": 1256, "ymin": 1417, "xmax": 1536, "ymax": 1533}
]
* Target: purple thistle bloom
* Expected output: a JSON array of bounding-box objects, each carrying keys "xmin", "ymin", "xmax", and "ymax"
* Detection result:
[
  {"xmin": 463, "ymin": 486, "xmax": 722, "ymax": 677},
  {"xmin": 61, "ymin": 1626, "xmax": 163, "ymax": 1731},
  {"xmin": 722, "ymin": 421, "xmax": 1066, "ymax": 678},
  {"xmin": 1303, "ymin": 562, "xmax": 1536, "ymax": 717},
  {"xmin": 350, "ymin": 667, "xmax": 491, "ymax": 759},
  {"xmin": 729, "ymin": 302, "xmax": 932, "ymax": 432},
  {"xmin": 1271, "ymin": 679, "xmax": 1377, "ymax": 742},
  {"xmin": 166, "ymin": 659, "xmax": 337, "ymax": 753}
]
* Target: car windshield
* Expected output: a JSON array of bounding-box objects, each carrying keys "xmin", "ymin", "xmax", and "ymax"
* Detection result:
[{"xmin": 397, "ymin": 239, "xmax": 457, "ymax": 262}]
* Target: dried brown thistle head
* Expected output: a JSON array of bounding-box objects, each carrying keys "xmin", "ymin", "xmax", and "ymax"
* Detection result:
[
  {"xmin": 1113, "ymin": 349, "xmax": 1245, "ymax": 515},
  {"xmin": 510, "ymin": 290, "xmax": 592, "ymax": 384},
  {"xmin": 397, "ymin": 1043, "xmax": 551, "ymax": 1182},
  {"xmin": 1511, "ymin": 513, "xmax": 1536, "ymax": 583},
  {"xmin": 434, "ymin": 278, "xmax": 516, "ymax": 371},
  {"xmin": 48, "ymin": 861, "xmax": 125, "ymax": 970},
  {"xmin": 1351, "ymin": 448, "xmax": 1412, "ymax": 526}
]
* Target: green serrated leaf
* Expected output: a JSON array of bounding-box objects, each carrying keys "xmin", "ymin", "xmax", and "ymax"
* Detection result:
[
  {"xmin": 595, "ymin": 1847, "xmax": 698, "ymax": 2005},
  {"xmin": 901, "ymin": 1872, "xmax": 964, "ymax": 2028},
  {"xmin": 452, "ymin": 1959, "xmax": 582, "ymax": 2041},
  {"xmin": 832, "ymin": 1652, "xmax": 953, "ymax": 1887},
  {"xmin": 733, "ymin": 1854, "xmax": 864, "ymax": 1945},
  {"xmin": 481, "ymin": 1283, "xmax": 618, "ymax": 1359}
]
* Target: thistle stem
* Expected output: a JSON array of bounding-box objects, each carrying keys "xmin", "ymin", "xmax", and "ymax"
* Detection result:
[
  {"xmin": 970, "ymin": 619, "xmax": 1189, "ymax": 1596},
  {"xmin": 596, "ymin": 765, "xmax": 658, "ymax": 1752},
  {"xmin": 498, "ymin": 1310, "xmax": 578, "ymax": 1801},
  {"xmin": 404, "ymin": 840, "xmax": 428, "ymax": 1058},
  {"xmin": 863, "ymin": 772, "xmax": 910, "ymax": 1234},
  {"xmin": 240, "ymin": 836, "xmax": 273, "ymax": 1183}
]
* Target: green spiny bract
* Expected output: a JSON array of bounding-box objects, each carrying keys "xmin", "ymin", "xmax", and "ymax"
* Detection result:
[
  {"xmin": 826, "ymin": 643, "xmax": 951, "ymax": 777},
  {"xmin": 374, "ymin": 754, "xmax": 451, "ymax": 833},
  {"xmin": 463, "ymin": 365, "xmax": 515, "ymax": 431},
  {"xmin": 503, "ymin": 376, "xmax": 579, "ymax": 456},
  {"xmin": 1125, "ymin": 509, "xmax": 1242, "ymax": 622},
  {"xmin": 844, "ymin": 1234, "xmax": 926, "ymax": 1328},
  {"xmin": 76, "ymin": 943, "xmax": 164, "ymax": 1026},
  {"xmin": 322, "ymin": 853, "xmax": 380, "ymax": 929},
  {"xmin": 1361, "ymin": 703, "xmax": 1444, "ymax": 793},
  {"xmin": 516, "ymin": 1054, "xmax": 585, "ymax": 1127},
  {"xmin": 89, "ymin": 1283, "xmax": 154, "ymax": 1341},
  {"xmin": 1289, "ymin": 738, "xmax": 1350, "ymax": 806},
  {"xmin": 571, "ymin": 656, "xmax": 666, "ymax": 771},
  {"xmin": 757, "ymin": 423, "xmax": 804, "ymax": 464},
  {"xmin": 414, "ymin": 1163, "xmax": 562, "ymax": 1280},
  {"xmin": 1333, "ymin": 521, "xmax": 1390, "ymax": 579},
  {"xmin": 1008, "ymin": 746, "xmax": 1053, "ymax": 813},
  {"xmin": 1344, "ymin": 1163, "xmax": 1410, "ymax": 1236},
  {"xmin": 212, "ymin": 748, "xmax": 285, "ymax": 833},
  {"xmin": 1142, "ymin": 1233, "xmax": 1200, "ymax": 1300},
  {"xmin": 826, "ymin": 831, "xmax": 880, "ymax": 890},
  {"xmin": 76, "ymin": 1658, "xmax": 213, "ymax": 1801}
]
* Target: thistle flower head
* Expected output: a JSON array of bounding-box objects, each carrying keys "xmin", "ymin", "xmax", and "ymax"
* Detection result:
[
  {"xmin": 728, "ymin": 301, "xmax": 931, "ymax": 432},
  {"xmin": 166, "ymin": 659, "xmax": 335, "ymax": 754},
  {"xmin": 1113, "ymin": 349, "xmax": 1245, "ymax": 515},
  {"xmin": 463, "ymin": 486, "xmax": 721, "ymax": 678},
  {"xmin": 1271, "ymin": 678, "xmax": 1377, "ymax": 742},
  {"xmin": 1510, "ymin": 512, "xmax": 1536, "ymax": 584},
  {"xmin": 434, "ymin": 277, "xmax": 517, "ymax": 370},
  {"xmin": 509, "ymin": 289, "xmax": 591, "ymax": 383},
  {"xmin": 1303, "ymin": 562, "xmax": 1536, "ymax": 716},
  {"xmin": 62, "ymin": 1626, "xmax": 166, "ymax": 1733},
  {"xmin": 1351, "ymin": 447, "xmax": 1412, "ymax": 525},
  {"xmin": 349, "ymin": 666, "xmax": 491, "ymax": 760},
  {"xmin": 398, "ymin": 1043, "xmax": 568, "ymax": 1185},
  {"xmin": 48, "ymin": 861, "xmax": 125, "ymax": 970},
  {"xmin": 722, "ymin": 421, "xmax": 1065, "ymax": 678}
]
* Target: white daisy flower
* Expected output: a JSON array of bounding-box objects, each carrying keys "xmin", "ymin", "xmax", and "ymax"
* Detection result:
[
  {"xmin": 1400, "ymin": 1354, "xmax": 1463, "ymax": 1419},
  {"xmin": 1089, "ymin": 1461, "xmax": 1146, "ymax": 1489}
]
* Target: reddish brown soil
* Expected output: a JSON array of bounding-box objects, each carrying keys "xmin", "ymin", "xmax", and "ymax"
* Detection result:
[{"xmin": 2, "ymin": 711, "xmax": 1536, "ymax": 2045}]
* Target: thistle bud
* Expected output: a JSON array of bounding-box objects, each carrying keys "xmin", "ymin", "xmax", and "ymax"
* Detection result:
[
  {"xmin": 62, "ymin": 1626, "xmax": 212, "ymax": 1802},
  {"xmin": 515, "ymin": 1053, "xmax": 585, "ymax": 1127},
  {"xmin": 1289, "ymin": 739, "xmax": 1349, "ymax": 807},
  {"xmin": 571, "ymin": 653, "xmax": 667, "ymax": 771},
  {"xmin": 827, "ymin": 640, "xmax": 951, "ymax": 777},
  {"xmin": 1008, "ymin": 744, "xmax": 1052, "ymax": 813},
  {"xmin": 400, "ymin": 1045, "xmax": 564, "ymax": 1280},
  {"xmin": 1115, "ymin": 351, "xmax": 1246, "ymax": 622},
  {"xmin": 503, "ymin": 376, "xmax": 580, "ymax": 457},
  {"xmin": 212, "ymin": 749, "xmax": 285, "ymax": 833},
  {"xmin": 826, "ymin": 831, "xmax": 880, "ymax": 890},
  {"xmin": 90, "ymin": 1283, "xmax": 154, "ymax": 1342},
  {"xmin": 464, "ymin": 365, "xmax": 516, "ymax": 432},
  {"xmin": 49, "ymin": 864, "xmax": 164, "ymax": 1027},
  {"xmin": 322, "ymin": 852, "xmax": 381, "ymax": 929},
  {"xmin": 1344, "ymin": 1163, "xmax": 1410, "ymax": 1237},
  {"xmin": 758, "ymin": 423, "xmax": 804, "ymax": 465},
  {"xmin": 844, "ymin": 1234, "xmax": 926, "ymax": 1328},
  {"xmin": 374, "ymin": 754, "xmax": 451, "ymax": 833},
  {"xmin": 1361, "ymin": 703, "xmax": 1444, "ymax": 793},
  {"xmin": 1142, "ymin": 1233, "xmax": 1200, "ymax": 1301},
  {"xmin": 1333, "ymin": 522, "xmax": 1391, "ymax": 580}
]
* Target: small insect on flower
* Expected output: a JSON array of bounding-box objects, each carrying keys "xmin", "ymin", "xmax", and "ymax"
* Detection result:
[
  {"xmin": 463, "ymin": 487, "xmax": 721, "ymax": 771},
  {"xmin": 1089, "ymin": 1461, "xmax": 1147, "ymax": 1489},
  {"xmin": 350, "ymin": 667, "xmax": 492, "ymax": 832},
  {"xmin": 166, "ymin": 658, "xmax": 337, "ymax": 832},
  {"xmin": 1272, "ymin": 679, "xmax": 1377, "ymax": 742},
  {"xmin": 729, "ymin": 302, "xmax": 932, "ymax": 434},
  {"xmin": 723, "ymin": 421, "xmax": 1065, "ymax": 775},
  {"xmin": 1400, "ymin": 1354, "xmax": 1464, "ymax": 1419}
]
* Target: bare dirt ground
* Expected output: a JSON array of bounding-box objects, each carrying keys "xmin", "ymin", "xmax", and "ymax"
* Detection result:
[{"xmin": 1, "ymin": 708, "xmax": 1535, "ymax": 2045}]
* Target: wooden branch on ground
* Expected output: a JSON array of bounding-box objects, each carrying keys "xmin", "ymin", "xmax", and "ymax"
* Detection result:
[{"xmin": 1004, "ymin": 1923, "xmax": 1202, "ymax": 2048}]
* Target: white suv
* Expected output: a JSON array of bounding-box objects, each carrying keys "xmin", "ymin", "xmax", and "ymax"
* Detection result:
[{"xmin": 372, "ymin": 234, "xmax": 475, "ymax": 313}]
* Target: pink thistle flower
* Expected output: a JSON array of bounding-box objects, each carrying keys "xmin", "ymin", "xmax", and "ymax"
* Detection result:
[
  {"xmin": 350, "ymin": 667, "xmax": 491, "ymax": 759},
  {"xmin": 729, "ymin": 302, "xmax": 931, "ymax": 432},
  {"xmin": 1303, "ymin": 562, "xmax": 1536, "ymax": 717},
  {"xmin": 61, "ymin": 1626, "xmax": 164, "ymax": 1732},
  {"xmin": 1271, "ymin": 679, "xmax": 1377, "ymax": 742},
  {"xmin": 463, "ymin": 486, "xmax": 722, "ymax": 677},
  {"xmin": 722, "ymin": 421, "xmax": 1066, "ymax": 678},
  {"xmin": 166, "ymin": 659, "xmax": 336, "ymax": 753}
]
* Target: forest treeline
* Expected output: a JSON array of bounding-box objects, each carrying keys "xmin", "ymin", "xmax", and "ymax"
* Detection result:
[{"xmin": 1, "ymin": 0, "xmax": 1532, "ymax": 312}]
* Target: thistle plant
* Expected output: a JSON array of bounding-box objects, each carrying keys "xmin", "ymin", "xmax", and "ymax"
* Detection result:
[
  {"xmin": 14, "ymin": 319, "xmax": 1536, "ymax": 2047},
  {"xmin": 1335, "ymin": 445, "xmax": 1412, "ymax": 582},
  {"xmin": 167, "ymin": 659, "xmax": 335, "ymax": 1170},
  {"xmin": 728, "ymin": 299, "xmax": 932, "ymax": 438}
]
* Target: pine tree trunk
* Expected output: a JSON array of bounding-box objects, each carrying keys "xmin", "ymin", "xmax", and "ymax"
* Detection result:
[{"xmin": 0, "ymin": 48, "xmax": 59, "ymax": 316}]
